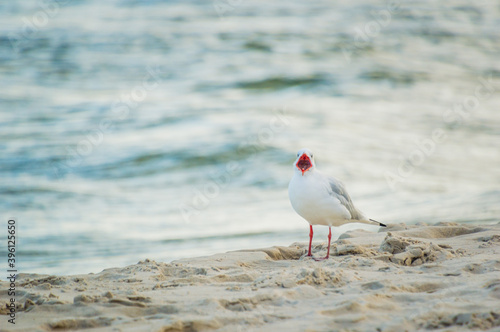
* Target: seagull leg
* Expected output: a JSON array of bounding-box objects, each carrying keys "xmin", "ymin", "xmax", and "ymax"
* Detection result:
[
  {"xmin": 308, "ymin": 225, "xmax": 313, "ymax": 256},
  {"xmin": 314, "ymin": 226, "xmax": 332, "ymax": 261},
  {"xmin": 325, "ymin": 226, "xmax": 332, "ymax": 259}
]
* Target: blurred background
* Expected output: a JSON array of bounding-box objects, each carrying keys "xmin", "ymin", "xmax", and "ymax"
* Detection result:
[{"xmin": 1, "ymin": 0, "xmax": 499, "ymax": 275}]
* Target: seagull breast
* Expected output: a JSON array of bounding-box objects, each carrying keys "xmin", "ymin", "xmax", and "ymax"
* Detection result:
[{"xmin": 288, "ymin": 171, "xmax": 352, "ymax": 226}]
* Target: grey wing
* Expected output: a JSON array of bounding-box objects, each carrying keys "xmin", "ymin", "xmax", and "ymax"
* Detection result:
[{"xmin": 327, "ymin": 177, "xmax": 364, "ymax": 220}]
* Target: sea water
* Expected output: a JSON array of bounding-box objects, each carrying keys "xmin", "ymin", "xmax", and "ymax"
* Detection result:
[{"xmin": 0, "ymin": 0, "xmax": 499, "ymax": 275}]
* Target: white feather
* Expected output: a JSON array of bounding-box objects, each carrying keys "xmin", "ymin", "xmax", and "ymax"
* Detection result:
[{"xmin": 288, "ymin": 148, "xmax": 378, "ymax": 227}]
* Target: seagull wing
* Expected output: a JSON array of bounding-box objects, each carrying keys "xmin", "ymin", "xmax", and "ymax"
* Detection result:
[{"xmin": 327, "ymin": 177, "xmax": 364, "ymax": 221}]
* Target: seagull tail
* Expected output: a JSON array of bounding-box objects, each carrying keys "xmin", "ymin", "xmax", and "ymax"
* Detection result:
[{"xmin": 369, "ymin": 218, "xmax": 387, "ymax": 227}]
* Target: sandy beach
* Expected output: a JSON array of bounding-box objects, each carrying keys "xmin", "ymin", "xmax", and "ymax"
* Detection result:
[{"xmin": 2, "ymin": 222, "xmax": 499, "ymax": 331}]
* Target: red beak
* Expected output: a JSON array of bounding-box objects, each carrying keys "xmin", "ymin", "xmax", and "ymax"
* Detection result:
[{"xmin": 296, "ymin": 154, "xmax": 312, "ymax": 175}]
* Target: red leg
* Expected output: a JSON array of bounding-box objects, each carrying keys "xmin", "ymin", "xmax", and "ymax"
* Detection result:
[
  {"xmin": 325, "ymin": 226, "xmax": 332, "ymax": 259},
  {"xmin": 314, "ymin": 226, "xmax": 332, "ymax": 261},
  {"xmin": 308, "ymin": 225, "xmax": 313, "ymax": 256}
]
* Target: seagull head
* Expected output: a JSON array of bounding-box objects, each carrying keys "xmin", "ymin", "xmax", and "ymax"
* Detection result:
[{"xmin": 294, "ymin": 148, "xmax": 315, "ymax": 176}]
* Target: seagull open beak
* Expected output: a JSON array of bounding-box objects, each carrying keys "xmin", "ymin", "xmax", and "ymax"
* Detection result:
[{"xmin": 296, "ymin": 153, "xmax": 312, "ymax": 175}]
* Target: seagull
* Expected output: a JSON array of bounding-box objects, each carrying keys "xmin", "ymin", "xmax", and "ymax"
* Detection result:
[{"xmin": 288, "ymin": 148, "xmax": 386, "ymax": 260}]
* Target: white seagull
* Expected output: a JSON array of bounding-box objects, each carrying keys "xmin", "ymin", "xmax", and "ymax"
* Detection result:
[{"xmin": 288, "ymin": 148, "xmax": 386, "ymax": 260}]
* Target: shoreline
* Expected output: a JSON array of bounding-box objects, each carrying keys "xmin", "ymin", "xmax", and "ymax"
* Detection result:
[{"xmin": 1, "ymin": 222, "xmax": 500, "ymax": 331}]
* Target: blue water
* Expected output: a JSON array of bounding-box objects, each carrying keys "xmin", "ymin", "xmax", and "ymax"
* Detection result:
[{"xmin": 1, "ymin": 0, "xmax": 499, "ymax": 275}]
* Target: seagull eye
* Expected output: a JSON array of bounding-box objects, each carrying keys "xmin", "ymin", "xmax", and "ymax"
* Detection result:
[
  {"xmin": 311, "ymin": 154, "xmax": 313, "ymax": 158},
  {"xmin": 297, "ymin": 153, "xmax": 299, "ymax": 157}
]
